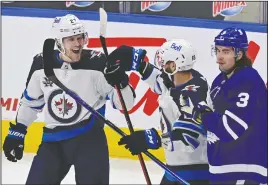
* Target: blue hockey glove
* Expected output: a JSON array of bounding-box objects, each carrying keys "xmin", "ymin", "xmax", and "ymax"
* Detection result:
[
  {"xmin": 3, "ymin": 122, "xmax": 27, "ymax": 162},
  {"xmin": 118, "ymin": 128, "xmax": 161, "ymax": 155},
  {"xmin": 106, "ymin": 45, "xmax": 147, "ymax": 72}
]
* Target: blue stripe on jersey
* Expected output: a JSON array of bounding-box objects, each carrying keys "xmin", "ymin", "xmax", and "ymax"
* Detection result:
[
  {"xmin": 184, "ymin": 134, "xmax": 200, "ymax": 149},
  {"xmin": 109, "ymin": 92, "xmax": 117, "ymax": 109},
  {"xmin": 23, "ymin": 89, "xmax": 44, "ymax": 101},
  {"xmin": 42, "ymin": 105, "xmax": 105, "ymax": 142},
  {"xmin": 23, "ymin": 89, "xmax": 36, "ymax": 101},
  {"xmin": 173, "ymin": 121, "xmax": 206, "ymax": 136},
  {"xmin": 164, "ymin": 169, "xmax": 209, "ymax": 181},
  {"xmin": 38, "ymin": 94, "xmax": 44, "ymax": 99},
  {"xmin": 155, "ymin": 76, "xmax": 162, "ymax": 94},
  {"xmin": 141, "ymin": 66, "xmax": 154, "ymax": 80},
  {"xmin": 31, "ymin": 103, "xmax": 45, "ymax": 110}
]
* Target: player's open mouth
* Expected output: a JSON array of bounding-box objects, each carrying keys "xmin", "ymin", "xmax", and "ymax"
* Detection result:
[{"xmin": 72, "ymin": 49, "xmax": 80, "ymax": 54}]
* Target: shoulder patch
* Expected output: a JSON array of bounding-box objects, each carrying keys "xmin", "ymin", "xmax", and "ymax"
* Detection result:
[
  {"xmin": 182, "ymin": 85, "xmax": 200, "ymax": 92},
  {"xmin": 90, "ymin": 50, "xmax": 103, "ymax": 59}
]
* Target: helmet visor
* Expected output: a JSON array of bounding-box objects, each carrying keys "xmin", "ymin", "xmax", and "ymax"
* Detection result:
[
  {"xmin": 154, "ymin": 48, "xmax": 177, "ymax": 75},
  {"xmin": 154, "ymin": 48, "xmax": 164, "ymax": 70}
]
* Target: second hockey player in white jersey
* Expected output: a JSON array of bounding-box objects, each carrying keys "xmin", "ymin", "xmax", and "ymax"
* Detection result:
[
  {"xmin": 113, "ymin": 39, "xmax": 211, "ymax": 184},
  {"xmin": 3, "ymin": 14, "xmax": 135, "ymax": 184}
]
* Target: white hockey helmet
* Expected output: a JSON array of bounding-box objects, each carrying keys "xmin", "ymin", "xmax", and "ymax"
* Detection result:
[
  {"xmin": 154, "ymin": 39, "xmax": 197, "ymax": 75},
  {"xmin": 51, "ymin": 14, "xmax": 88, "ymax": 54}
]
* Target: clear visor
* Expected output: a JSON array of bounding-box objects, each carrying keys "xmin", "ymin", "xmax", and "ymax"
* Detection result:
[
  {"xmin": 154, "ymin": 49, "xmax": 164, "ymax": 70},
  {"xmin": 163, "ymin": 61, "xmax": 177, "ymax": 75},
  {"xmin": 211, "ymin": 44, "xmax": 216, "ymax": 57},
  {"xmin": 154, "ymin": 48, "xmax": 177, "ymax": 75},
  {"xmin": 211, "ymin": 44, "xmax": 218, "ymax": 62}
]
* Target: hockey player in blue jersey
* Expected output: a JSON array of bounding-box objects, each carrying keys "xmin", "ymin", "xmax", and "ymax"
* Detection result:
[
  {"xmin": 103, "ymin": 39, "xmax": 212, "ymax": 184},
  {"xmin": 3, "ymin": 14, "xmax": 135, "ymax": 184},
  {"xmin": 183, "ymin": 27, "xmax": 267, "ymax": 185}
]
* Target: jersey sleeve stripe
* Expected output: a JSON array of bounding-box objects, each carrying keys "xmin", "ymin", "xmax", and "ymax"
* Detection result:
[
  {"xmin": 222, "ymin": 114, "xmax": 239, "ymax": 140},
  {"xmin": 173, "ymin": 121, "xmax": 206, "ymax": 136},
  {"xmin": 30, "ymin": 103, "xmax": 45, "ymax": 110},
  {"xmin": 225, "ymin": 110, "xmax": 248, "ymax": 130},
  {"xmin": 23, "ymin": 89, "xmax": 36, "ymax": 101},
  {"xmin": 209, "ymin": 164, "xmax": 267, "ymax": 177},
  {"xmin": 154, "ymin": 76, "xmax": 163, "ymax": 94}
]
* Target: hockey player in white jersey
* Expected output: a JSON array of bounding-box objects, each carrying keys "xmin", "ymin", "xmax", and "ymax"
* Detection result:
[
  {"xmin": 3, "ymin": 14, "xmax": 135, "ymax": 184},
  {"xmin": 112, "ymin": 40, "xmax": 211, "ymax": 184}
]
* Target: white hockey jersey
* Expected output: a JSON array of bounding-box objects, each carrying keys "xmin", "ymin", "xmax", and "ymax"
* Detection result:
[
  {"xmin": 141, "ymin": 64, "xmax": 210, "ymax": 182},
  {"xmin": 16, "ymin": 50, "xmax": 135, "ymax": 142}
]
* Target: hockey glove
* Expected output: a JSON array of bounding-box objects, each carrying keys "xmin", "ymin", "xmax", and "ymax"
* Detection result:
[
  {"xmin": 3, "ymin": 122, "xmax": 27, "ymax": 162},
  {"xmin": 118, "ymin": 128, "xmax": 161, "ymax": 155},
  {"xmin": 106, "ymin": 45, "xmax": 147, "ymax": 72},
  {"xmin": 104, "ymin": 63, "xmax": 129, "ymax": 89},
  {"xmin": 165, "ymin": 121, "xmax": 206, "ymax": 153},
  {"xmin": 192, "ymin": 101, "xmax": 213, "ymax": 124},
  {"xmin": 181, "ymin": 96, "xmax": 213, "ymax": 124}
]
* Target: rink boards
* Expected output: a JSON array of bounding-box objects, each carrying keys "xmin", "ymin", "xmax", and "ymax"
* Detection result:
[
  {"xmin": 1, "ymin": 120, "xmax": 165, "ymax": 161},
  {"xmin": 1, "ymin": 7, "xmax": 267, "ymax": 161}
]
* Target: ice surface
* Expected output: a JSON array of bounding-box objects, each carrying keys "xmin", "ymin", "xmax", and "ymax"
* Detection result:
[{"xmin": 2, "ymin": 153, "xmax": 164, "ymax": 184}]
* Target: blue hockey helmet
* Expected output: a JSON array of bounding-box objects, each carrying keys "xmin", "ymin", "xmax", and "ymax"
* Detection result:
[{"xmin": 214, "ymin": 27, "xmax": 249, "ymax": 56}]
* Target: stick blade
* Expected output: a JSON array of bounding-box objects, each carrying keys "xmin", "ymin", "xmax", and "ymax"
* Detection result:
[
  {"xmin": 43, "ymin": 38, "xmax": 55, "ymax": 77},
  {"xmin": 99, "ymin": 8, "xmax": 107, "ymax": 37}
]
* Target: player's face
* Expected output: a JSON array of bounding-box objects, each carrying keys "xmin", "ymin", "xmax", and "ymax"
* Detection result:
[
  {"xmin": 164, "ymin": 61, "xmax": 176, "ymax": 74},
  {"xmin": 215, "ymin": 46, "xmax": 236, "ymax": 73},
  {"xmin": 62, "ymin": 34, "xmax": 85, "ymax": 61}
]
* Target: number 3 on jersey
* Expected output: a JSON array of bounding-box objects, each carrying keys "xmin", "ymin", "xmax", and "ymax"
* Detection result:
[{"xmin": 236, "ymin": 92, "xmax": 249, "ymax": 107}]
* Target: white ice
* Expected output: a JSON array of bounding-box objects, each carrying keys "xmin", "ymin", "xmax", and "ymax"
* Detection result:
[{"xmin": 2, "ymin": 153, "xmax": 164, "ymax": 184}]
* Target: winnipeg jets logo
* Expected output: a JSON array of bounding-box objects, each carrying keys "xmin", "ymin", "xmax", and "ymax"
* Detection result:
[
  {"xmin": 182, "ymin": 85, "xmax": 200, "ymax": 92},
  {"xmin": 55, "ymin": 97, "xmax": 74, "ymax": 117},
  {"xmin": 48, "ymin": 89, "xmax": 81, "ymax": 123},
  {"xmin": 43, "ymin": 77, "xmax": 53, "ymax": 87}
]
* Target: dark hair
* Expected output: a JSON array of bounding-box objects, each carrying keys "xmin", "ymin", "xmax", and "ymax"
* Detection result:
[{"xmin": 235, "ymin": 50, "xmax": 252, "ymax": 68}]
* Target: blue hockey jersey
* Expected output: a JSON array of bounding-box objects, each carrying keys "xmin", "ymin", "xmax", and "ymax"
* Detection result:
[{"xmin": 201, "ymin": 66, "xmax": 267, "ymax": 183}]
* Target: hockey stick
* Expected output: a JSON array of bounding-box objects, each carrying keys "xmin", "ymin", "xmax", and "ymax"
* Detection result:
[
  {"xmin": 99, "ymin": 8, "xmax": 152, "ymax": 185},
  {"xmin": 42, "ymin": 39, "xmax": 189, "ymax": 185}
]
